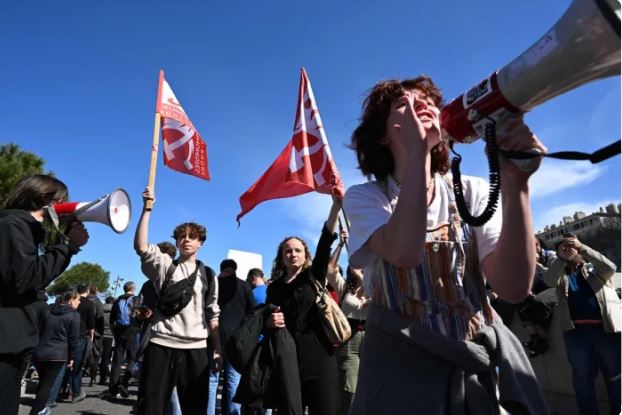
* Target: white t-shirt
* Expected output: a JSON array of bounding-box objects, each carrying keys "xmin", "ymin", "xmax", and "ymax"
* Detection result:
[{"xmin": 344, "ymin": 173, "xmax": 501, "ymax": 295}]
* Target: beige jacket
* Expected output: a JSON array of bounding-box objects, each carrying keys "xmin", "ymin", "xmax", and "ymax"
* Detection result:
[{"xmin": 543, "ymin": 244, "xmax": 620, "ymax": 333}]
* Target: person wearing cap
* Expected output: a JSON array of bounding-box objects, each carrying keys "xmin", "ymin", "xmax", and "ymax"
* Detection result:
[
  {"xmin": 208, "ymin": 259, "xmax": 256, "ymax": 415},
  {"xmin": 544, "ymin": 233, "xmax": 620, "ymax": 415}
]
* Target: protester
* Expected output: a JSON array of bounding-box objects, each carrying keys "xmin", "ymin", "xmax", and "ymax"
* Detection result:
[
  {"xmin": 265, "ymin": 197, "xmax": 342, "ymax": 415},
  {"xmin": 108, "ymin": 281, "xmax": 137, "ymax": 398},
  {"xmin": 343, "ymin": 77, "xmax": 548, "ymax": 413},
  {"xmin": 0, "ymin": 174, "xmax": 88, "ymax": 415},
  {"xmin": 519, "ymin": 237, "xmax": 558, "ymax": 357},
  {"xmin": 337, "ymin": 267, "xmax": 368, "ymax": 415},
  {"xmin": 137, "ymin": 241, "xmax": 181, "ymax": 415},
  {"xmin": 86, "ymin": 285, "xmax": 105, "ymax": 387},
  {"xmin": 60, "ymin": 283, "xmax": 94, "ymax": 403},
  {"xmin": 325, "ymin": 229, "xmax": 347, "ymax": 300},
  {"xmin": 208, "ymin": 259, "xmax": 256, "ymax": 415},
  {"xmin": 29, "ymin": 290, "xmax": 80, "ymax": 415},
  {"xmin": 544, "ymin": 233, "xmax": 620, "ymax": 415},
  {"xmin": 241, "ymin": 268, "xmax": 273, "ymax": 415},
  {"xmin": 247, "ymin": 268, "xmax": 269, "ymax": 306},
  {"xmin": 134, "ymin": 187, "xmax": 221, "ymax": 415},
  {"xmin": 99, "ymin": 296, "xmax": 115, "ymax": 386}
]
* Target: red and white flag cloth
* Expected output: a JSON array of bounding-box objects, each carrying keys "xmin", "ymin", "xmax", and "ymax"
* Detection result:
[
  {"xmin": 237, "ymin": 68, "xmax": 344, "ymax": 223},
  {"xmin": 156, "ymin": 70, "xmax": 210, "ymax": 180}
]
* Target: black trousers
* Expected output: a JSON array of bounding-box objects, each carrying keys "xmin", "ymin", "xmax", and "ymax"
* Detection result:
[
  {"xmin": 31, "ymin": 361, "xmax": 64, "ymax": 414},
  {"xmin": 0, "ymin": 353, "xmax": 25, "ymax": 415},
  {"xmin": 138, "ymin": 342, "xmax": 210, "ymax": 415},
  {"xmin": 110, "ymin": 328, "xmax": 136, "ymax": 393},
  {"xmin": 86, "ymin": 336, "xmax": 101, "ymax": 380},
  {"xmin": 99, "ymin": 337, "xmax": 113, "ymax": 383}
]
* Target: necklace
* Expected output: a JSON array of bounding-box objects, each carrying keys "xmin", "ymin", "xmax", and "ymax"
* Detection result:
[{"xmin": 392, "ymin": 175, "xmax": 434, "ymax": 190}]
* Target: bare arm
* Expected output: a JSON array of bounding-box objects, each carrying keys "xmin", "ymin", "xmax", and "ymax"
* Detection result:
[
  {"xmin": 481, "ymin": 117, "xmax": 547, "ymax": 303},
  {"xmin": 365, "ymin": 94, "xmax": 434, "ymax": 268},
  {"xmin": 134, "ymin": 187, "xmax": 153, "ymax": 255}
]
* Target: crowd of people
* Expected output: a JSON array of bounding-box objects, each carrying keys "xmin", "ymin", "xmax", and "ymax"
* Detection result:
[{"xmin": 0, "ymin": 75, "xmax": 620, "ymax": 415}]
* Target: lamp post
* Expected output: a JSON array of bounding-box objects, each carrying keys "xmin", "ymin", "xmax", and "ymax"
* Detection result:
[{"xmin": 112, "ymin": 275, "xmax": 124, "ymax": 297}]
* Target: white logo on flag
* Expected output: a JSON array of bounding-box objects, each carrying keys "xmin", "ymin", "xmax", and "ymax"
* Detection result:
[{"xmin": 162, "ymin": 118, "xmax": 195, "ymax": 170}]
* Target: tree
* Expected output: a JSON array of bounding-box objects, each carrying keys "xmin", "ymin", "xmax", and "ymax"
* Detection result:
[
  {"xmin": 47, "ymin": 262, "xmax": 110, "ymax": 296},
  {"xmin": 0, "ymin": 143, "xmax": 53, "ymax": 207}
]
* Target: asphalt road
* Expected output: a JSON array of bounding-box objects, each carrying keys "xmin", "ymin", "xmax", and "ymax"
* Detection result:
[{"xmin": 19, "ymin": 378, "xmax": 137, "ymax": 415}]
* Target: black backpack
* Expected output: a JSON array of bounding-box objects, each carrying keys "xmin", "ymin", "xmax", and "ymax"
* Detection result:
[{"xmin": 157, "ymin": 260, "xmax": 214, "ymax": 318}]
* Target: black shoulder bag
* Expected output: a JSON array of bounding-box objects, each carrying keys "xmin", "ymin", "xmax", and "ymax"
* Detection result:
[{"xmin": 157, "ymin": 260, "xmax": 204, "ymax": 318}]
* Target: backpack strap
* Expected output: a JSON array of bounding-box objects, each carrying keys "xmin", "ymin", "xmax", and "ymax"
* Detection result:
[
  {"xmin": 160, "ymin": 259, "xmax": 179, "ymax": 293},
  {"xmin": 200, "ymin": 262, "xmax": 216, "ymax": 307}
]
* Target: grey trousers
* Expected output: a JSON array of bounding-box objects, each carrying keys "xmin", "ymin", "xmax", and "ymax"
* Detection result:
[{"xmin": 349, "ymin": 321, "xmax": 453, "ymax": 414}]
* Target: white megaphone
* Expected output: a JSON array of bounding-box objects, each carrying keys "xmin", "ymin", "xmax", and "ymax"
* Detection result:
[
  {"xmin": 441, "ymin": 0, "xmax": 620, "ymax": 144},
  {"xmin": 52, "ymin": 189, "xmax": 132, "ymax": 234}
]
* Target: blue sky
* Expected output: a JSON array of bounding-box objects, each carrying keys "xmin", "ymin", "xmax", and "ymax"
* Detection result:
[{"xmin": 1, "ymin": 1, "xmax": 619, "ymax": 290}]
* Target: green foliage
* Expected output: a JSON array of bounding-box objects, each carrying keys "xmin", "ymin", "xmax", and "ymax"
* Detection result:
[
  {"xmin": 47, "ymin": 262, "xmax": 110, "ymax": 296},
  {"xmin": 0, "ymin": 143, "xmax": 53, "ymax": 208}
]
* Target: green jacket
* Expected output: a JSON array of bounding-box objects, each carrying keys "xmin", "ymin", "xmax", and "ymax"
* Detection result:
[{"xmin": 544, "ymin": 244, "xmax": 620, "ymax": 333}]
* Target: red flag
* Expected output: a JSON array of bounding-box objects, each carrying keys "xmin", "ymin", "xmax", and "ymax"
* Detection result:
[
  {"xmin": 156, "ymin": 70, "xmax": 210, "ymax": 180},
  {"xmin": 237, "ymin": 68, "xmax": 344, "ymax": 223}
]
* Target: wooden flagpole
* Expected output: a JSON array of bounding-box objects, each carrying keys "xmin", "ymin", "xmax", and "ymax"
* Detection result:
[{"xmin": 146, "ymin": 70, "xmax": 164, "ymax": 210}]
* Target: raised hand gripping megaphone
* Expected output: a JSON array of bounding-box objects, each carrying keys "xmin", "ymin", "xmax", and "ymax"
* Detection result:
[
  {"xmin": 52, "ymin": 189, "xmax": 132, "ymax": 234},
  {"xmin": 439, "ymin": 0, "xmax": 620, "ymax": 226}
]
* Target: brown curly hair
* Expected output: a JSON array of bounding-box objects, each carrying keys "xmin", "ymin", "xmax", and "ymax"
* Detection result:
[
  {"xmin": 351, "ymin": 76, "xmax": 450, "ymax": 181},
  {"xmin": 172, "ymin": 222, "xmax": 207, "ymax": 243},
  {"xmin": 270, "ymin": 236, "xmax": 312, "ymax": 280}
]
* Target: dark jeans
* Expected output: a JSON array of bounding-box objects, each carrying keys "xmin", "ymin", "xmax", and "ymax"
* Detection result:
[
  {"xmin": 564, "ymin": 325, "xmax": 621, "ymax": 415},
  {"xmin": 31, "ymin": 361, "xmax": 64, "ymax": 414},
  {"xmin": 138, "ymin": 342, "xmax": 210, "ymax": 415},
  {"xmin": 99, "ymin": 337, "xmax": 113, "ymax": 383},
  {"xmin": 110, "ymin": 327, "xmax": 136, "ymax": 393},
  {"xmin": 0, "ymin": 353, "xmax": 26, "ymax": 415},
  {"xmin": 47, "ymin": 364, "xmax": 66, "ymax": 405},
  {"xmin": 62, "ymin": 337, "xmax": 87, "ymax": 396}
]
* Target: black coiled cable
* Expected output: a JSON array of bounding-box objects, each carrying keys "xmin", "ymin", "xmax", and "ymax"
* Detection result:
[{"xmin": 450, "ymin": 119, "xmax": 501, "ymax": 227}]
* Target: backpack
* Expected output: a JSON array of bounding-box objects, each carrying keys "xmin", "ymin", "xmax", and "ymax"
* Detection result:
[
  {"xmin": 116, "ymin": 295, "xmax": 134, "ymax": 327},
  {"xmin": 157, "ymin": 260, "xmax": 215, "ymax": 318}
]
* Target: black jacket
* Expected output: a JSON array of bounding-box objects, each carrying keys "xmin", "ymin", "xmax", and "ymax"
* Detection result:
[
  {"xmin": 218, "ymin": 275, "xmax": 256, "ymax": 349},
  {"xmin": 232, "ymin": 305, "xmax": 302, "ymax": 415},
  {"xmin": 33, "ymin": 303, "xmax": 80, "ymax": 362},
  {"xmin": 265, "ymin": 225, "xmax": 337, "ymax": 380},
  {"xmin": 77, "ymin": 296, "xmax": 96, "ymax": 338},
  {"xmin": 0, "ymin": 209, "xmax": 76, "ymax": 354}
]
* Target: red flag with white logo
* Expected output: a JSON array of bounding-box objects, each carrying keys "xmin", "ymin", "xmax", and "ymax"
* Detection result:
[
  {"xmin": 237, "ymin": 68, "xmax": 344, "ymax": 223},
  {"xmin": 156, "ymin": 71, "xmax": 210, "ymax": 180}
]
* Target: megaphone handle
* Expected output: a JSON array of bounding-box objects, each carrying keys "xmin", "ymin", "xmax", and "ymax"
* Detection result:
[{"xmin": 504, "ymin": 149, "xmax": 543, "ymax": 173}]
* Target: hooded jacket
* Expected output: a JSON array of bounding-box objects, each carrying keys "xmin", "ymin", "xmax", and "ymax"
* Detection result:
[
  {"xmin": 0, "ymin": 209, "xmax": 77, "ymax": 353},
  {"xmin": 33, "ymin": 303, "xmax": 80, "ymax": 362}
]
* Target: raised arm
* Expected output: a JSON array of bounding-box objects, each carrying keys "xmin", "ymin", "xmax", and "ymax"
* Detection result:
[
  {"xmin": 311, "ymin": 197, "xmax": 340, "ymax": 283},
  {"xmin": 134, "ymin": 187, "xmax": 154, "ymax": 255},
  {"xmin": 364, "ymin": 94, "xmax": 434, "ymax": 269},
  {"xmin": 481, "ymin": 117, "xmax": 547, "ymax": 303}
]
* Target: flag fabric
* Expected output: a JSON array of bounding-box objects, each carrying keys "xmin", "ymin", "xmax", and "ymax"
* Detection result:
[
  {"xmin": 237, "ymin": 68, "xmax": 344, "ymax": 223},
  {"xmin": 156, "ymin": 70, "xmax": 210, "ymax": 180}
]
